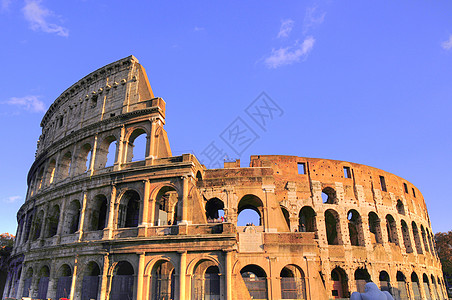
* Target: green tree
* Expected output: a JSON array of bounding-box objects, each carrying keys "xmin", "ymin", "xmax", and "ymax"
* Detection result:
[{"xmin": 435, "ymin": 231, "xmax": 452, "ymax": 289}]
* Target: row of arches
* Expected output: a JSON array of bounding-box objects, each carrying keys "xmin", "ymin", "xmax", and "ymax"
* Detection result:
[
  {"xmin": 329, "ymin": 267, "xmax": 447, "ymax": 300},
  {"xmin": 29, "ymin": 127, "xmax": 151, "ymax": 197}
]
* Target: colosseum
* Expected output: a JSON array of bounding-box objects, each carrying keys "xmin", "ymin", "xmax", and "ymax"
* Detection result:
[{"xmin": 3, "ymin": 55, "xmax": 447, "ymax": 300}]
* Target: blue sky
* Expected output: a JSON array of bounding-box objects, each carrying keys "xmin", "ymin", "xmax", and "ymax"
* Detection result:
[{"xmin": 0, "ymin": 1, "xmax": 451, "ymax": 234}]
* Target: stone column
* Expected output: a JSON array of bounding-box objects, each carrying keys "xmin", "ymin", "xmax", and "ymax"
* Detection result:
[
  {"xmin": 224, "ymin": 250, "xmax": 233, "ymax": 300},
  {"xmin": 115, "ymin": 125, "xmax": 126, "ymax": 170},
  {"xmin": 100, "ymin": 254, "xmax": 110, "ymax": 300},
  {"xmin": 46, "ymin": 260, "xmax": 57, "ymax": 300},
  {"xmin": 141, "ymin": 180, "xmax": 150, "ymax": 226},
  {"xmin": 78, "ymin": 190, "xmax": 88, "ymax": 241},
  {"xmin": 180, "ymin": 176, "xmax": 189, "ymax": 224},
  {"xmin": 56, "ymin": 197, "xmax": 68, "ymax": 240},
  {"xmin": 105, "ymin": 184, "xmax": 117, "ymax": 239},
  {"xmin": 137, "ymin": 252, "xmax": 146, "ymax": 300},
  {"xmin": 16, "ymin": 264, "xmax": 26, "ymax": 299},
  {"xmin": 178, "ymin": 251, "xmax": 187, "ymax": 300},
  {"xmin": 89, "ymin": 134, "xmax": 99, "ymax": 176},
  {"xmin": 69, "ymin": 257, "xmax": 78, "ymax": 300}
]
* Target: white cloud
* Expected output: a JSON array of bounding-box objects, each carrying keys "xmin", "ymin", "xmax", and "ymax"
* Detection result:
[
  {"xmin": 5, "ymin": 95, "xmax": 46, "ymax": 112},
  {"xmin": 194, "ymin": 26, "xmax": 205, "ymax": 32},
  {"xmin": 22, "ymin": 0, "xmax": 68, "ymax": 37},
  {"xmin": 264, "ymin": 36, "xmax": 315, "ymax": 69},
  {"xmin": 441, "ymin": 35, "xmax": 452, "ymax": 50},
  {"xmin": 303, "ymin": 6, "xmax": 325, "ymax": 34},
  {"xmin": 3, "ymin": 196, "xmax": 21, "ymax": 204},
  {"xmin": 277, "ymin": 19, "xmax": 294, "ymax": 38},
  {"xmin": 1, "ymin": 0, "xmax": 12, "ymax": 11}
]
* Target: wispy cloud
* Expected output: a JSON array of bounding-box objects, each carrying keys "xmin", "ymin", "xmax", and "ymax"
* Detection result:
[
  {"xmin": 4, "ymin": 95, "xmax": 46, "ymax": 112},
  {"xmin": 303, "ymin": 6, "xmax": 326, "ymax": 34},
  {"xmin": 265, "ymin": 36, "xmax": 315, "ymax": 69},
  {"xmin": 277, "ymin": 19, "xmax": 294, "ymax": 38},
  {"xmin": 3, "ymin": 196, "xmax": 21, "ymax": 204},
  {"xmin": 1, "ymin": 0, "xmax": 12, "ymax": 12},
  {"xmin": 194, "ymin": 26, "xmax": 205, "ymax": 32},
  {"xmin": 22, "ymin": 0, "xmax": 68, "ymax": 37},
  {"xmin": 441, "ymin": 35, "xmax": 452, "ymax": 50}
]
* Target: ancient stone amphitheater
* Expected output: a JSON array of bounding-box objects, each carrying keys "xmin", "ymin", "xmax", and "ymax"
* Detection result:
[{"xmin": 4, "ymin": 56, "xmax": 447, "ymax": 300}]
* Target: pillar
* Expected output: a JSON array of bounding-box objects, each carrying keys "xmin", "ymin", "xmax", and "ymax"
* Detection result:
[
  {"xmin": 178, "ymin": 251, "xmax": 187, "ymax": 300},
  {"xmin": 137, "ymin": 252, "xmax": 146, "ymax": 300},
  {"xmin": 180, "ymin": 176, "xmax": 189, "ymax": 224},
  {"xmin": 100, "ymin": 254, "xmax": 110, "ymax": 300},
  {"xmin": 105, "ymin": 184, "xmax": 117, "ymax": 239},
  {"xmin": 78, "ymin": 190, "xmax": 88, "ymax": 241},
  {"xmin": 89, "ymin": 134, "xmax": 99, "ymax": 176},
  {"xmin": 225, "ymin": 250, "xmax": 233, "ymax": 300},
  {"xmin": 69, "ymin": 257, "xmax": 78, "ymax": 300}
]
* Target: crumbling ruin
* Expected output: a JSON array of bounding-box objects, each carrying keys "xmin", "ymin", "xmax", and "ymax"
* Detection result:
[{"xmin": 3, "ymin": 56, "xmax": 447, "ymax": 300}]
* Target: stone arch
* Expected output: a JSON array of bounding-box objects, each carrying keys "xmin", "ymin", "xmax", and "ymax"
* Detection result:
[
  {"xmin": 186, "ymin": 255, "xmax": 223, "ymax": 276},
  {"xmin": 431, "ymin": 274, "xmax": 440, "ymax": 299},
  {"xmin": 325, "ymin": 209, "xmax": 341, "ymax": 245},
  {"xmin": 410, "ymin": 271, "xmax": 421, "ymax": 299},
  {"xmin": 422, "ymin": 273, "xmax": 432, "ymax": 299},
  {"xmin": 89, "ymin": 194, "xmax": 108, "ymax": 231},
  {"xmin": 45, "ymin": 204, "xmax": 60, "ymax": 238},
  {"xmin": 37, "ymin": 265, "xmax": 50, "ymax": 300},
  {"xmin": 196, "ymin": 170, "xmax": 203, "ymax": 181},
  {"xmin": 56, "ymin": 264, "xmax": 72, "ymax": 300},
  {"xmin": 385, "ymin": 214, "xmax": 399, "ymax": 246},
  {"xmin": 237, "ymin": 194, "xmax": 264, "ymax": 226},
  {"xmin": 22, "ymin": 267, "xmax": 33, "ymax": 298},
  {"xmin": 35, "ymin": 167, "xmax": 44, "ymax": 191},
  {"xmin": 240, "ymin": 264, "xmax": 268, "ymax": 300},
  {"xmin": 190, "ymin": 257, "xmax": 222, "ymax": 300},
  {"xmin": 411, "ymin": 222, "xmax": 423, "ymax": 254},
  {"xmin": 126, "ymin": 127, "xmax": 148, "ymax": 162},
  {"xmin": 395, "ymin": 271, "xmax": 408, "ymax": 300},
  {"xmin": 347, "ymin": 209, "xmax": 365, "ymax": 246},
  {"xmin": 63, "ymin": 200, "xmax": 81, "ymax": 234},
  {"xmin": 331, "ymin": 267, "xmax": 348, "ymax": 298},
  {"xmin": 401, "ymin": 220, "xmax": 413, "ymax": 253},
  {"xmin": 299, "ymin": 206, "xmax": 316, "ymax": 232},
  {"xmin": 148, "ymin": 258, "xmax": 176, "ymax": 300},
  {"xmin": 396, "ymin": 200, "xmax": 405, "ymax": 215},
  {"xmin": 280, "ymin": 205, "xmax": 290, "ymax": 230},
  {"xmin": 75, "ymin": 142, "xmax": 93, "ymax": 174},
  {"xmin": 379, "ymin": 271, "xmax": 391, "ymax": 293},
  {"xmin": 59, "ymin": 151, "xmax": 72, "ymax": 180},
  {"xmin": 117, "ymin": 190, "xmax": 141, "ymax": 228},
  {"xmin": 81, "ymin": 261, "xmax": 101, "ymax": 300},
  {"xmin": 153, "ymin": 186, "xmax": 179, "ymax": 226},
  {"xmin": 368, "ymin": 212, "xmax": 383, "ymax": 244},
  {"xmin": 205, "ymin": 197, "xmax": 225, "ymax": 221},
  {"xmin": 280, "ymin": 264, "xmax": 306, "ymax": 299},
  {"xmin": 45, "ymin": 158, "xmax": 56, "ymax": 185},
  {"xmin": 354, "ymin": 268, "xmax": 371, "ymax": 293},
  {"xmin": 110, "ymin": 261, "xmax": 135, "ymax": 300},
  {"xmin": 322, "ymin": 187, "xmax": 337, "ymax": 204},
  {"xmin": 31, "ymin": 210, "xmax": 44, "ymax": 241},
  {"xmin": 96, "ymin": 135, "xmax": 118, "ymax": 169},
  {"xmin": 420, "ymin": 225, "xmax": 430, "ymax": 253}
]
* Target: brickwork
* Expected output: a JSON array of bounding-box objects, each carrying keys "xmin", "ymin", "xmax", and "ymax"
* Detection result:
[{"xmin": 3, "ymin": 56, "xmax": 447, "ymax": 300}]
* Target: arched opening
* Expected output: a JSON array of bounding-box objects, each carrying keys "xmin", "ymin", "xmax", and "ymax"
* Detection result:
[
  {"xmin": 90, "ymin": 195, "xmax": 108, "ymax": 231},
  {"xmin": 81, "ymin": 261, "xmax": 101, "ymax": 300},
  {"xmin": 23, "ymin": 212, "xmax": 34, "ymax": 243},
  {"xmin": 347, "ymin": 210, "xmax": 364, "ymax": 246},
  {"xmin": 196, "ymin": 171, "xmax": 202, "ymax": 181},
  {"xmin": 385, "ymin": 214, "xmax": 399, "ymax": 246},
  {"xmin": 431, "ymin": 275, "xmax": 439, "ymax": 300},
  {"xmin": 37, "ymin": 265, "xmax": 50, "ymax": 300},
  {"xmin": 411, "ymin": 222, "xmax": 423, "ymax": 254},
  {"xmin": 421, "ymin": 225, "xmax": 430, "ymax": 253},
  {"xmin": 368, "ymin": 212, "xmax": 383, "ymax": 244},
  {"xmin": 74, "ymin": 143, "xmax": 93, "ymax": 174},
  {"xmin": 322, "ymin": 187, "xmax": 337, "ymax": 204},
  {"xmin": 280, "ymin": 265, "xmax": 306, "ymax": 299},
  {"xmin": 36, "ymin": 168, "xmax": 44, "ymax": 190},
  {"xmin": 280, "ymin": 206, "xmax": 290, "ymax": 230},
  {"xmin": 31, "ymin": 210, "xmax": 44, "ymax": 241},
  {"xmin": 422, "ymin": 274, "xmax": 432, "ymax": 299},
  {"xmin": 331, "ymin": 267, "xmax": 348, "ymax": 299},
  {"xmin": 205, "ymin": 198, "xmax": 225, "ymax": 222},
  {"xmin": 127, "ymin": 129, "xmax": 147, "ymax": 162},
  {"xmin": 379, "ymin": 271, "xmax": 391, "ymax": 293},
  {"xmin": 325, "ymin": 209, "xmax": 341, "ymax": 245},
  {"xmin": 59, "ymin": 151, "xmax": 72, "ymax": 180},
  {"xmin": 22, "ymin": 267, "xmax": 33, "ymax": 297},
  {"xmin": 118, "ymin": 190, "xmax": 141, "ymax": 228},
  {"xmin": 150, "ymin": 260, "xmax": 175, "ymax": 300},
  {"xmin": 154, "ymin": 187, "xmax": 179, "ymax": 226},
  {"xmin": 237, "ymin": 195, "xmax": 264, "ymax": 227},
  {"xmin": 240, "ymin": 264, "xmax": 268, "ymax": 300},
  {"xmin": 427, "ymin": 231, "xmax": 436, "ymax": 257},
  {"xmin": 401, "ymin": 220, "xmax": 413, "ymax": 253},
  {"xmin": 192, "ymin": 260, "xmax": 221, "ymax": 300},
  {"xmin": 96, "ymin": 135, "xmax": 117, "ymax": 169},
  {"xmin": 46, "ymin": 159, "xmax": 56, "ymax": 185},
  {"xmin": 110, "ymin": 261, "xmax": 134, "ymax": 300},
  {"xmin": 394, "ymin": 271, "xmax": 408, "ymax": 300},
  {"xmin": 354, "ymin": 268, "xmax": 371, "ymax": 293},
  {"xmin": 396, "ymin": 200, "xmax": 405, "ymax": 215},
  {"xmin": 46, "ymin": 204, "xmax": 60, "ymax": 237},
  {"xmin": 299, "ymin": 206, "xmax": 316, "ymax": 232},
  {"xmin": 410, "ymin": 272, "xmax": 421, "ymax": 300},
  {"xmin": 64, "ymin": 200, "xmax": 81, "ymax": 234},
  {"xmin": 56, "ymin": 264, "xmax": 72, "ymax": 300}
]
